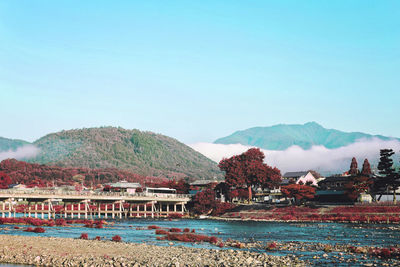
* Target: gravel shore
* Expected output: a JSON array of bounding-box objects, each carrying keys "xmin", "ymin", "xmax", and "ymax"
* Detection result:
[{"xmin": 0, "ymin": 235, "xmax": 305, "ymax": 266}]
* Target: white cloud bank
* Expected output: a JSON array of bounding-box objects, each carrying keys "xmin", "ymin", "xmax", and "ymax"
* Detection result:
[
  {"xmin": 189, "ymin": 138, "xmax": 400, "ymax": 174},
  {"xmin": 0, "ymin": 145, "xmax": 40, "ymax": 161}
]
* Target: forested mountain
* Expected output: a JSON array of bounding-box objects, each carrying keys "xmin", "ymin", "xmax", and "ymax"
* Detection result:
[
  {"xmin": 28, "ymin": 127, "xmax": 222, "ymax": 180},
  {"xmin": 0, "ymin": 137, "xmax": 30, "ymax": 151},
  {"xmin": 215, "ymin": 122, "xmax": 399, "ymax": 150}
]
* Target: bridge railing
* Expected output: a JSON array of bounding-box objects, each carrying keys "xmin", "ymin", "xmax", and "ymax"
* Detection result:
[{"xmin": 0, "ymin": 189, "xmax": 191, "ymax": 199}]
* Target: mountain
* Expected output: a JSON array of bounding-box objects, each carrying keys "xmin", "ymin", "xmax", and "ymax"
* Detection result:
[
  {"xmin": 214, "ymin": 122, "xmax": 399, "ymax": 150},
  {"xmin": 0, "ymin": 137, "xmax": 30, "ymax": 151},
  {"xmin": 28, "ymin": 127, "xmax": 222, "ymax": 180}
]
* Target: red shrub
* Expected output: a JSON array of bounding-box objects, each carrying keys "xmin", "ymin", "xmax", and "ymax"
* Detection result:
[
  {"xmin": 267, "ymin": 242, "xmax": 277, "ymax": 250},
  {"xmin": 24, "ymin": 227, "xmax": 33, "ymax": 232},
  {"xmin": 112, "ymin": 235, "xmax": 122, "ymax": 242},
  {"xmin": 95, "ymin": 236, "xmax": 101, "ymax": 241},
  {"xmin": 169, "ymin": 228, "xmax": 182, "ymax": 232},
  {"xmin": 155, "ymin": 229, "xmax": 168, "ymax": 235},
  {"xmin": 162, "ymin": 233, "xmax": 220, "ymax": 246},
  {"xmin": 212, "ymin": 202, "xmax": 236, "ymax": 216},
  {"xmin": 148, "ymin": 225, "xmax": 161, "ymax": 230},
  {"xmin": 183, "ymin": 228, "xmax": 190, "ymax": 232},
  {"xmin": 14, "ymin": 226, "xmax": 20, "ymax": 229},
  {"xmin": 80, "ymin": 233, "xmax": 89, "ymax": 240},
  {"xmin": 55, "ymin": 219, "xmax": 68, "ymax": 226},
  {"xmin": 380, "ymin": 248, "xmax": 391, "ymax": 258},
  {"xmin": 33, "ymin": 227, "xmax": 45, "ymax": 233}
]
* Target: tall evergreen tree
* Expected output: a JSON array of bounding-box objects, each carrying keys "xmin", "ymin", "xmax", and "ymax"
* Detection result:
[
  {"xmin": 361, "ymin": 159, "xmax": 372, "ymax": 176},
  {"xmin": 349, "ymin": 157, "xmax": 359, "ymax": 176},
  {"xmin": 377, "ymin": 149, "xmax": 399, "ymax": 203}
]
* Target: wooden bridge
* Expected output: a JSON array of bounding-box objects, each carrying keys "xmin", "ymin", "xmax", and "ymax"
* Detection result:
[{"xmin": 0, "ymin": 190, "xmax": 191, "ymax": 219}]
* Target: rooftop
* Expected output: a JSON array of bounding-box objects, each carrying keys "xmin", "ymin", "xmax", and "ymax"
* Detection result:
[
  {"xmin": 190, "ymin": 180, "xmax": 218, "ymax": 186},
  {"xmin": 283, "ymin": 171, "xmax": 309, "ymax": 178},
  {"xmin": 106, "ymin": 181, "xmax": 141, "ymax": 188}
]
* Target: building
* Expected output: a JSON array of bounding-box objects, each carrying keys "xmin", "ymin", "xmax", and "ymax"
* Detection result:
[
  {"xmin": 103, "ymin": 181, "xmax": 141, "ymax": 194},
  {"xmin": 189, "ymin": 180, "xmax": 218, "ymax": 195},
  {"xmin": 282, "ymin": 171, "xmax": 319, "ymax": 186},
  {"xmin": 316, "ymin": 176, "xmax": 352, "ymax": 203}
]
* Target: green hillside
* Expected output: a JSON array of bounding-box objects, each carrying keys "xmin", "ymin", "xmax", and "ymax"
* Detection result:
[
  {"xmin": 29, "ymin": 127, "xmax": 222, "ymax": 180},
  {"xmin": 0, "ymin": 137, "xmax": 30, "ymax": 151},
  {"xmin": 215, "ymin": 122, "xmax": 399, "ymax": 150}
]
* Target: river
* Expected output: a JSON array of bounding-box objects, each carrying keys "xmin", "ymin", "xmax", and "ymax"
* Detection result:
[{"xmin": 1, "ymin": 219, "xmax": 399, "ymax": 265}]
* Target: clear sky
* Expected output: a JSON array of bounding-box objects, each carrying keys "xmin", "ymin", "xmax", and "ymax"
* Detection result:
[{"xmin": 1, "ymin": 0, "xmax": 399, "ymax": 144}]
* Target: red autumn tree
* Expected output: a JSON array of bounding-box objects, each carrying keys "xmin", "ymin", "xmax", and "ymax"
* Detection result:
[
  {"xmin": 280, "ymin": 184, "xmax": 316, "ymax": 205},
  {"xmin": 349, "ymin": 157, "xmax": 359, "ymax": 176},
  {"xmin": 361, "ymin": 159, "xmax": 372, "ymax": 176},
  {"xmin": 192, "ymin": 189, "xmax": 217, "ymax": 214},
  {"xmin": 0, "ymin": 172, "xmax": 12, "ymax": 189},
  {"xmin": 345, "ymin": 175, "xmax": 373, "ymax": 200},
  {"xmin": 218, "ymin": 148, "xmax": 281, "ymax": 201}
]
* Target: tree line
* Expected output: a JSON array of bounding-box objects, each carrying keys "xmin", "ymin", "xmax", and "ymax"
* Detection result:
[{"xmin": 347, "ymin": 149, "xmax": 400, "ymax": 203}]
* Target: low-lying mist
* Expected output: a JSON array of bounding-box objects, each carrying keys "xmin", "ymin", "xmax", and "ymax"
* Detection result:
[
  {"xmin": 0, "ymin": 145, "xmax": 40, "ymax": 161},
  {"xmin": 189, "ymin": 138, "xmax": 400, "ymax": 175}
]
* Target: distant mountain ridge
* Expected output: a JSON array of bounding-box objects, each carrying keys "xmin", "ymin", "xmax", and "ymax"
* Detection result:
[
  {"xmin": 1, "ymin": 127, "xmax": 222, "ymax": 180},
  {"xmin": 214, "ymin": 122, "xmax": 399, "ymax": 150}
]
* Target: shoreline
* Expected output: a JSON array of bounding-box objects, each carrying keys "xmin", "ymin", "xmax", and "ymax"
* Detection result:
[
  {"xmin": 0, "ymin": 235, "xmax": 305, "ymax": 266},
  {"xmin": 204, "ymin": 215, "xmax": 400, "ymax": 224}
]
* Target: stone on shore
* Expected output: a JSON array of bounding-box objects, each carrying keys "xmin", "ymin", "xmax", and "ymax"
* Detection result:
[{"xmin": 0, "ymin": 235, "xmax": 305, "ymax": 266}]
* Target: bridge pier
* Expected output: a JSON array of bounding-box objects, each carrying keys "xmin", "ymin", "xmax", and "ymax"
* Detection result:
[
  {"xmin": 47, "ymin": 200, "xmax": 51, "ymax": 219},
  {"xmin": 8, "ymin": 202, "xmax": 11, "ymax": 218},
  {"xmin": 0, "ymin": 192, "xmax": 189, "ymax": 220}
]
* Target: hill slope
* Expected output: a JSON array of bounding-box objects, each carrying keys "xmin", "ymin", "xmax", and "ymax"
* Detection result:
[
  {"xmin": 29, "ymin": 127, "xmax": 222, "ymax": 180},
  {"xmin": 0, "ymin": 137, "xmax": 30, "ymax": 151},
  {"xmin": 214, "ymin": 122, "xmax": 399, "ymax": 150}
]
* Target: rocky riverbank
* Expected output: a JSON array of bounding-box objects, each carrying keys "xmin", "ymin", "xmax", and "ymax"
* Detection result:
[{"xmin": 0, "ymin": 235, "xmax": 305, "ymax": 266}]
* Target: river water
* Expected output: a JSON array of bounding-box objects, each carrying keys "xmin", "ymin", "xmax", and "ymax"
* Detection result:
[{"xmin": 1, "ymin": 219, "xmax": 399, "ymax": 265}]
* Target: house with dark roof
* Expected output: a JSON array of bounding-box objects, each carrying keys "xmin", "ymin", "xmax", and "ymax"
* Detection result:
[
  {"xmin": 189, "ymin": 180, "xmax": 218, "ymax": 195},
  {"xmin": 316, "ymin": 176, "xmax": 352, "ymax": 203}
]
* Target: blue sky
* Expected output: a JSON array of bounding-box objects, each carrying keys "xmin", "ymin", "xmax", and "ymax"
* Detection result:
[{"xmin": 1, "ymin": 1, "xmax": 399, "ymax": 143}]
